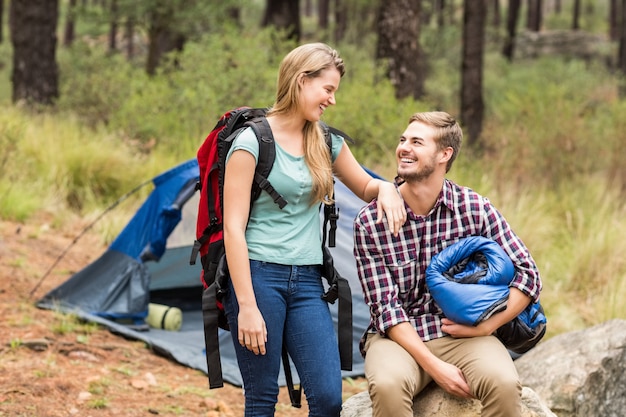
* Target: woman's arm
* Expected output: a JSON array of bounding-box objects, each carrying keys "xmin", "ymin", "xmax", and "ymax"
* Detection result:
[
  {"xmin": 223, "ymin": 149, "xmax": 267, "ymax": 355},
  {"xmin": 333, "ymin": 142, "xmax": 406, "ymax": 235}
]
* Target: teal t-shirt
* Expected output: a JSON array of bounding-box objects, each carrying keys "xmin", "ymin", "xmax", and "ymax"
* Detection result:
[{"xmin": 226, "ymin": 126, "xmax": 344, "ymax": 265}]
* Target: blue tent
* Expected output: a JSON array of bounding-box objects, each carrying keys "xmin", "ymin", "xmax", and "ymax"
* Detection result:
[{"xmin": 37, "ymin": 158, "xmax": 373, "ymax": 387}]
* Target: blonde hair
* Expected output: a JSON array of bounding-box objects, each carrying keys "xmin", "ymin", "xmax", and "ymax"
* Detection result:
[
  {"xmin": 408, "ymin": 111, "xmax": 463, "ymax": 172},
  {"xmin": 267, "ymin": 43, "xmax": 345, "ymax": 204}
]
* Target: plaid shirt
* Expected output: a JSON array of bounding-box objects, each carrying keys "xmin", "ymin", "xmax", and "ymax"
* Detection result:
[{"xmin": 353, "ymin": 179, "xmax": 542, "ymax": 356}]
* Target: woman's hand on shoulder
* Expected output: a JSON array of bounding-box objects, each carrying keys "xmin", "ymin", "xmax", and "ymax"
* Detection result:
[{"xmin": 375, "ymin": 180, "xmax": 407, "ymax": 236}]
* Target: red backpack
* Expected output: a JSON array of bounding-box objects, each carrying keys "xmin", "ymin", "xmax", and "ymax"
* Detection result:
[{"xmin": 190, "ymin": 107, "xmax": 352, "ymax": 406}]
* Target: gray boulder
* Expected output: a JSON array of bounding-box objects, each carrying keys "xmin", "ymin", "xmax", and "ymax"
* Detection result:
[{"xmin": 516, "ymin": 319, "xmax": 626, "ymax": 417}]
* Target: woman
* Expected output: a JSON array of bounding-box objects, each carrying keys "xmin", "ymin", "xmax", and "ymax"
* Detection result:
[{"xmin": 222, "ymin": 42, "xmax": 406, "ymax": 416}]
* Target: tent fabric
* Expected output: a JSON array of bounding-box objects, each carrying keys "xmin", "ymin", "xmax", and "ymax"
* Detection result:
[{"xmin": 36, "ymin": 158, "xmax": 373, "ymax": 387}]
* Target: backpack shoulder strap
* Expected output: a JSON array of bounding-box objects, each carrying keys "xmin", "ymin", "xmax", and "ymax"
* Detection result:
[
  {"xmin": 319, "ymin": 122, "xmax": 353, "ymax": 371},
  {"xmin": 319, "ymin": 121, "xmax": 340, "ymax": 248},
  {"xmin": 245, "ymin": 117, "xmax": 288, "ymax": 209}
]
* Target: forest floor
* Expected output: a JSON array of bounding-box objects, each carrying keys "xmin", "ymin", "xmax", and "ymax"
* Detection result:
[{"xmin": 0, "ymin": 216, "xmax": 366, "ymax": 417}]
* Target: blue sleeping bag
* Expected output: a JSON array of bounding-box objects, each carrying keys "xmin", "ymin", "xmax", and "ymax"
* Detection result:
[{"xmin": 426, "ymin": 236, "xmax": 546, "ymax": 354}]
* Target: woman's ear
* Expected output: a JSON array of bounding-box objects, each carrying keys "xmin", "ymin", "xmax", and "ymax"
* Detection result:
[{"xmin": 297, "ymin": 73, "xmax": 307, "ymax": 87}]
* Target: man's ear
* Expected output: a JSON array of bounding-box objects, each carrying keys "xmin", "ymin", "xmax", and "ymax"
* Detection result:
[{"xmin": 439, "ymin": 147, "xmax": 454, "ymax": 164}]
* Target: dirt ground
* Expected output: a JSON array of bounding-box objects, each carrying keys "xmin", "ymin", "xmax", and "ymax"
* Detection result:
[{"xmin": 0, "ymin": 217, "xmax": 366, "ymax": 416}]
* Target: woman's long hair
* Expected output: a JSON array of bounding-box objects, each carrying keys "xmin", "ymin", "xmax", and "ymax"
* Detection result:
[{"xmin": 267, "ymin": 43, "xmax": 345, "ymax": 205}]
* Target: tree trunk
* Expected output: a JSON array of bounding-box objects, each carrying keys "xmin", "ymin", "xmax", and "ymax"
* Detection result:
[
  {"xmin": 461, "ymin": 0, "xmax": 487, "ymax": 146},
  {"xmin": 108, "ymin": 0, "xmax": 118, "ymax": 52},
  {"xmin": 63, "ymin": 0, "xmax": 76, "ymax": 46},
  {"xmin": 319, "ymin": 0, "xmax": 329, "ymax": 29},
  {"xmin": 376, "ymin": 0, "xmax": 424, "ymax": 100},
  {"xmin": 9, "ymin": 0, "xmax": 59, "ymax": 105},
  {"xmin": 436, "ymin": 0, "xmax": 446, "ymax": 28},
  {"xmin": 0, "ymin": 0, "xmax": 4, "ymax": 45},
  {"xmin": 125, "ymin": 17, "xmax": 134, "ymax": 60},
  {"xmin": 610, "ymin": 0, "xmax": 619, "ymax": 41},
  {"xmin": 262, "ymin": 0, "xmax": 300, "ymax": 42},
  {"xmin": 617, "ymin": 0, "xmax": 626, "ymax": 95},
  {"xmin": 491, "ymin": 0, "xmax": 501, "ymax": 27},
  {"xmin": 146, "ymin": 2, "xmax": 186, "ymax": 75},
  {"xmin": 572, "ymin": 0, "xmax": 580, "ymax": 30},
  {"xmin": 334, "ymin": 0, "xmax": 347, "ymax": 43},
  {"xmin": 502, "ymin": 0, "xmax": 521, "ymax": 61},
  {"xmin": 526, "ymin": 0, "xmax": 542, "ymax": 32}
]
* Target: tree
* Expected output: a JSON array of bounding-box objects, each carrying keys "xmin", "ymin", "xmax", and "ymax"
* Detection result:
[
  {"xmin": 125, "ymin": 16, "xmax": 135, "ymax": 60},
  {"xmin": 319, "ymin": 0, "xmax": 330, "ymax": 30},
  {"xmin": 146, "ymin": 0, "xmax": 186, "ymax": 75},
  {"xmin": 437, "ymin": 0, "xmax": 446, "ymax": 28},
  {"xmin": 460, "ymin": 0, "xmax": 487, "ymax": 145},
  {"xmin": 262, "ymin": 0, "xmax": 301, "ymax": 41},
  {"xmin": 526, "ymin": 0, "xmax": 542, "ymax": 32},
  {"xmin": 491, "ymin": 0, "xmax": 501, "ymax": 27},
  {"xmin": 63, "ymin": 0, "xmax": 77, "ymax": 46},
  {"xmin": 9, "ymin": 0, "xmax": 59, "ymax": 105},
  {"xmin": 610, "ymin": 0, "xmax": 619, "ymax": 41},
  {"xmin": 0, "ymin": 0, "xmax": 4, "ymax": 43},
  {"xmin": 572, "ymin": 0, "xmax": 581, "ymax": 30},
  {"xmin": 502, "ymin": 0, "xmax": 521, "ymax": 61},
  {"xmin": 109, "ymin": 0, "xmax": 119, "ymax": 52},
  {"xmin": 376, "ymin": 0, "xmax": 425, "ymax": 100},
  {"xmin": 334, "ymin": 0, "xmax": 348, "ymax": 43},
  {"xmin": 617, "ymin": 0, "xmax": 626, "ymax": 98}
]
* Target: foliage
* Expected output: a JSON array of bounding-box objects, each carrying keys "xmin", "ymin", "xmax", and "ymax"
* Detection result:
[
  {"xmin": 543, "ymin": 0, "xmax": 610, "ymax": 33},
  {"xmin": 109, "ymin": 27, "xmax": 292, "ymax": 158},
  {"xmin": 482, "ymin": 56, "xmax": 623, "ymax": 188},
  {"xmin": 0, "ymin": 105, "xmax": 156, "ymax": 224},
  {"xmin": 0, "ymin": 42, "xmax": 12, "ymax": 106},
  {"xmin": 55, "ymin": 27, "xmax": 292, "ymax": 160}
]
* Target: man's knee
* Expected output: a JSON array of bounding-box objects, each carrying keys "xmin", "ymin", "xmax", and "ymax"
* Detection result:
[
  {"xmin": 367, "ymin": 365, "xmax": 417, "ymax": 405},
  {"xmin": 475, "ymin": 370, "xmax": 521, "ymax": 400}
]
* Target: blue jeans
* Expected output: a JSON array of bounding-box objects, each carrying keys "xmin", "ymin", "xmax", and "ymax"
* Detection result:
[{"xmin": 223, "ymin": 260, "xmax": 343, "ymax": 417}]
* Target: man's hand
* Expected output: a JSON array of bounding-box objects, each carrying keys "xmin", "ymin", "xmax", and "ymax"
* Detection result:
[
  {"xmin": 429, "ymin": 358, "xmax": 474, "ymax": 399},
  {"xmin": 441, "ymin": 318, "xmax": 493, "ymax": 338}
]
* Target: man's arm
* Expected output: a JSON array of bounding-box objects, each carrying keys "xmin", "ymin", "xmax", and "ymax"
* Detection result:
[
  {"xmin": 481, "ymin": 199, "xmax": 542, "ymax": 302},
  {"xmin": 354, "ymin": 209, "xmax": 473, "ymax": 399},
  {"xmin": 441, "ymin": 287, "xmax": 531, "ymax": 338},
  {"xmin": 353, "ymin": 211, "xmax": 411, "ymax": 333},
  {"xmin": 387, "ymin": 323, "xmax": 473, "ymax": 399}
]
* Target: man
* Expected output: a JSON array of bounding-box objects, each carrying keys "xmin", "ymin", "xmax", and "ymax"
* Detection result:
[{"xmin": 353, "ymin": 111, "xmax": 542, "ymax": 417}]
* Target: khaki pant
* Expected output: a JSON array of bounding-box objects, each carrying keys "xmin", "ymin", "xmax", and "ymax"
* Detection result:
[{"xmin": 364, "ymin": 333, "xmax": 521, "ymax": 417}]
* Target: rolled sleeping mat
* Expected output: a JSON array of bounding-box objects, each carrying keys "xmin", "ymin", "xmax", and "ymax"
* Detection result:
[{"xmin": 146, "ymin": 303, "xmax": 183, "ymax": 331}]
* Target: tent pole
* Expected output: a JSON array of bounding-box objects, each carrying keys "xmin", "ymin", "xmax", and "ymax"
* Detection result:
[{"xmin": 29, "ymin": 179, "xmax": 153, "ymax": 299}]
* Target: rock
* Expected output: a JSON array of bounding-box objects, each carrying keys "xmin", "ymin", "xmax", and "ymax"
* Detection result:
[
  {"xmin": 341, "ymin": 384, "xmax": 555, "ymax": 417},
  {"xmin": 516, "ymin": 319, "xmax": 626, "ymax": 417},
  {"xmin": 514, "ymin": 29, "xmax": 612, "ymax": 63}
]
